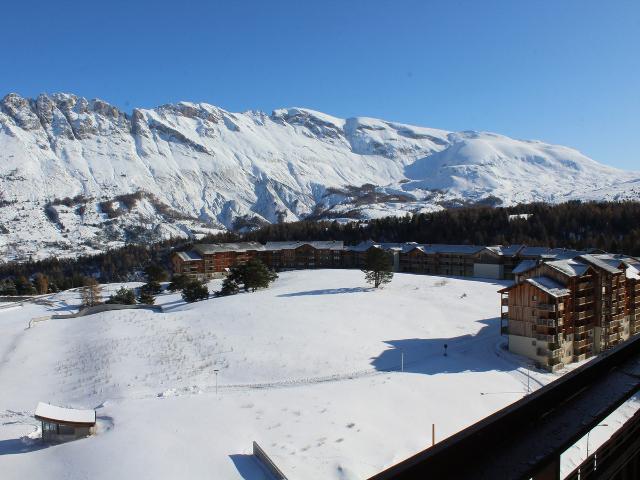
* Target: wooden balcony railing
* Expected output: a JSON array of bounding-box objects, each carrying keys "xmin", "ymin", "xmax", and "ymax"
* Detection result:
[
  {"xmin": 536, "ymin": 333, "xmax": 562, "ymax": 343},
  {"xmin": 537, "ymin": 304, "xmax": 557, "ymax": 312}
]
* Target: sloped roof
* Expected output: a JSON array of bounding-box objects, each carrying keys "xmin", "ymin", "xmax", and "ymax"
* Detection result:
[
  {"xmin": 512, "ymin": 259, "xmax": 537, "ymax": 274},
  {"xmin": 265, "ymin": 241, "xmax": 344, "ymax": 251},
  {"xmin": 35, "ymin": 402, "xmax": 96, "ymax": 426},
  {"xmin": 176, "ymin": 251, "xmax": 202, "ymax": 262},
  {"xmin": 194, "ymin": 242, "xmax": 265, "ymax": 254},
  {"xmin": 416, "ymin": 244, "xmax": 484, "ymax": 255},
  {"xmin": 546, "ymin": 248, "xmax": 587, "ymax": 260},
  {"xmin": 626, "ymin": 264, "xmax": 640, "ymax": 280},
  {"xmin": 519, "ymin": 246, "xmax": 552, "ymax": 257},
  {"xmin": 497, "ymin": 244, "xmax": 525, "ymax": 256},
  {"xmin": 347, "ymin": 241, "xmax": 415, "ymax": 253},
  {"xmin": 525, "ymin": 276, "xmax": 570, "ymax": 298},
  {"xmin": 578, "ymin": 254, "xmax": 623, "ymax": 274},
  {"xmin": 545, "ymin": 258, "xmax": 591, "ymax": 277}
]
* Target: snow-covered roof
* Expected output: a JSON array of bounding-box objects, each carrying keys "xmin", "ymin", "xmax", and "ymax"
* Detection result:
[
  {"xmin": 546, "ymin": 248, "xmax": 587, "ymax": 260},
  {"xmin": 418, "ymin": 244, "xmax": 484, "ymax": 255},
  {"xmin": 194, "ymin": 242, "xmax": 265, "ymax": 254},
  {"xmin": 525, "ymin": 276, "xmax": 570, "ymax": 298},
  {"xmin": 512, "ymin": 260, "xmax": 537, "ymax": 274},
  {"xmin": 497, "ymin": 244, "xmax": 525, "ymax": 256},
  {"xmin": 545, "ymin": 258, "xmax": 591, "ymax": 278},
  {"xmin": 578, "ymin": 254, "xmax": 623, "ymax": 274},
  {"xmin": 626, "ymin": 264, "xmax": 640, "ymax": 280},
  {"xmin": 264, "ymin": 241, "xmax": 344, "ymax": 251},
  {"xmin": 176, "ymin": 251, "xmax": 202, "ymax": 262},
  {"xmin": 519, "ymin": 246, "xmax": 552, "ymax": 257},
  {"xmin": 34, "ymin": 402, "xmax": 96, "ymax": 425}
]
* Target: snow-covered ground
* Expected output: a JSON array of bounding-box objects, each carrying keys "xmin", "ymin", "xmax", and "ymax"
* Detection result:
[{"xmin": 0, "ymin": 270, "xmax": 637, "ymax": 479}]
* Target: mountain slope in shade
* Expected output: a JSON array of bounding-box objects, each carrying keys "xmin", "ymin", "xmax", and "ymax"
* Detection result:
[{"xmin": 0, "ymin": 92, "xmax": 637, "ymax": 261}]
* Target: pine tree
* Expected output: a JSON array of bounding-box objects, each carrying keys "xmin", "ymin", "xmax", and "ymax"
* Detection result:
[
  {"xmin": 14, "ymin": 276, "xmax": 36, "ymax": 295},
  {"xmin": 107, "ymin": 286, "xmax": 136, "ymax": 305},
  {"xmin": 228, "ymin": 258, "xmax": 278, "ymax": 292},
  {"xmin": 181, "ymin": 280, "xmax": 209, "ymax": 302},
  {"xmin": 168, "ymin": 274, "xmax": 190, "ymax": 292},
  {"xmin": 362, "ymin": 247, "xmax": 394, "ymax": 288},
  {"xmin": 141, "ymin": 281, "xmax": 162, "ymax": 295},
  {"xmin": 144, "ymin": 264, "xmax": 169, "ymax": 282},
  {"xmin": 218, "ymin": 277, "xmax": 240, "ymax": 296},
  {"xmin": 138, "ymin": 290, "xmax": 155, "ymax": 305}
]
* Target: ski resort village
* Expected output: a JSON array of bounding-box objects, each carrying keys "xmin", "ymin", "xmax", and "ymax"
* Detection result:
[{"xmin": 1, "ymin": 238, "xmax": 639, "ymax": 479}]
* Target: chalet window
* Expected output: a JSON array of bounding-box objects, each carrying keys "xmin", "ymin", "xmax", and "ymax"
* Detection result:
[
  {"xmin": 532, "ymin": 295, "xmax": 537, "ymax": 301},
  {"xmin": 58, "ymin": 424, "xmax": 75, "ymax": 435}
]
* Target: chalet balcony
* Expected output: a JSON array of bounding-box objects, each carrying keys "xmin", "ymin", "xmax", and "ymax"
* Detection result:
[
  {"xmin": 573, "ymin": 353, "xmax": 588, "ymax": 362},
  {"xmin": 575, "ymin": 310, "xmax": 595, "ymax": 321},
  {"xmin": 574, "ymin": 339, "xmax": 592, "ymax": 349},
  {"xmin": 535, "ymin": 333, "xmax": 562, "ymax": 343},
  {"xmin": 574, "ymin": 325, "xmax": 589, "ymax": 334},
  {"xmin": 607, "ymin": 332, "xmax": 620, "ymax": 343},
  {"xmin": 575, "ymin": 296, "xmax": 595, "ymax": 306},
  {"xmin": 577, "ymin": 281, "xmax": 592, "ymax": 290},
  {"xmin": 536, "ymin": 318, "xmax": 562, "ymax": 327},
  {"xmin": 608, "ymin": 319, "xmax": 621, "ymax": 329},
  {"xmin": 536, "ymin": 303, "xmax": 558, "ymax": 312},
  {"xmin": 537, "ymin": 347, "xmax": 562, "ymax": 359}
]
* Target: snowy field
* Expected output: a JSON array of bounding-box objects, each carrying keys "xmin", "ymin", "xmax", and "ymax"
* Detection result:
[{"xmin": 0, "ymin": 269, "xmax": 637, "ymax": 479}]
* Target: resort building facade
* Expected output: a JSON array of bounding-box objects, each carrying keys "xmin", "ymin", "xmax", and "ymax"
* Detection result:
[{"xmin": 500, "ymin": 254, "xmax": 640, "ymax": 371}]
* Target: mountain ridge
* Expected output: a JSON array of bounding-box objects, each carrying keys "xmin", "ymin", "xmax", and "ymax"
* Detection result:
[{"xmin": 1, "ymin": 92, "xmax": 638, "ymax": 261}]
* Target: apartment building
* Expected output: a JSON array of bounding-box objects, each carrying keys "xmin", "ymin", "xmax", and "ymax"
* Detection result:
[{"xmin": 500, "ymin": 254, "xmax": 640, "ymax": 371}]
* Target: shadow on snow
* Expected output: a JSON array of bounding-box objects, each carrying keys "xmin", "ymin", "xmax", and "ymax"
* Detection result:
[
  {"xmin": 278, "ymin": 286, "xmax": 373, "ymax": 297},
  {"xmin": 229, "ymin": 454, "xmax": 270, "ymax": 480},
  {"xmin": 0, "ymin": 437, "xmax": 49, "ymax": 456},
  {"xmin": 370, "ymin": 318, "xmax": 513, "ymax": 375}
]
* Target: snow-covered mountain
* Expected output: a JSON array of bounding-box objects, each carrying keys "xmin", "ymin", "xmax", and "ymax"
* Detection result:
[{"xmin": 1, "ymin": 92, "xmax": 638, "ymax": 261}]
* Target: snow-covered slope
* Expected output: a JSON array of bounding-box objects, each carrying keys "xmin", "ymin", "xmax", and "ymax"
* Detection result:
[
  {"xmin": 1, "ymin": 92, "xmax": 637, "ymax": 260},
  {"xmin": 1, "ymin": 270, "xmax": 637, "ymax": 479}
]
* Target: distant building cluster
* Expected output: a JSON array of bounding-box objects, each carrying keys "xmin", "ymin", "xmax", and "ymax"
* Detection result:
[
  {"xmin": 172, "ymin": 240, "xmax": 579, "ymax": 281},
  {"xmin": 172, "ymin": 241, "xmax": 640, "ymax": 372}
]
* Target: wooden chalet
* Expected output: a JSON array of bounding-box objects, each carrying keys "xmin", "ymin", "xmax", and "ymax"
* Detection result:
[{"xmin": 500, "ymin": 254, "xmax": 640, "ymax": 371}]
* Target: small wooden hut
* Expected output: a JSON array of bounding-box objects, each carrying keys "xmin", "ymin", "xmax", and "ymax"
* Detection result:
[{"xmin": 35, "ymin": 402, "xmax": 96, "ymax": 442}]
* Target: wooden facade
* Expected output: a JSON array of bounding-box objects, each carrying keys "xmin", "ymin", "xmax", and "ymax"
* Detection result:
[{"xmin": 502, "ymin": 255, "xmax": 640, "ymax": 370}]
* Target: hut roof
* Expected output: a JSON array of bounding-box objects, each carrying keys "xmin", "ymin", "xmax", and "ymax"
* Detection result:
[{"xmin": 35, "ymin": 402, "xmax": 96, "ymax": 426}]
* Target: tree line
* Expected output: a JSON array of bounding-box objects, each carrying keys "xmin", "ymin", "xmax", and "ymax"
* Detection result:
[{"xmin": 1, "ymin": 201, "xmax": 638, "ymax": 289}]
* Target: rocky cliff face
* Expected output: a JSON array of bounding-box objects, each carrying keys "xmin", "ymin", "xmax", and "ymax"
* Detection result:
[{"xmin": 0, "ymin": 92, "xmax": 638, "ymax": 261}]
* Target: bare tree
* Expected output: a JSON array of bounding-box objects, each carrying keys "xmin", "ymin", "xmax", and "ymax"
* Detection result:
[{"xmin": 81, "ymin": 278, "xmax": 102, "ymax": 307}]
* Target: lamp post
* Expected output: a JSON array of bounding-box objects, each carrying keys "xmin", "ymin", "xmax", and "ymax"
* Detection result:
[{"xmin": 214, "ymin": 369, "xmax": 219, "ymax": 395}]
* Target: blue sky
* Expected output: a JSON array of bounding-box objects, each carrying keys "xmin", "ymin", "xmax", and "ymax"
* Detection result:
[{"xmin": 2, "ymin": 0, "xmax": 639, "ymax": 170}]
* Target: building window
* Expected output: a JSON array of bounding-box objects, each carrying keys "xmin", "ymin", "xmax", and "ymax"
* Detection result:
[{"xmin": 532, "ymin": 295, "xmax": 537, "ymax": 301}]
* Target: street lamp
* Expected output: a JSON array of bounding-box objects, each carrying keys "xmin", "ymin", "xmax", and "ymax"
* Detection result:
[{"xmin": 214, "ymin": 369, "xmax": 219, "ymax": 395}]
